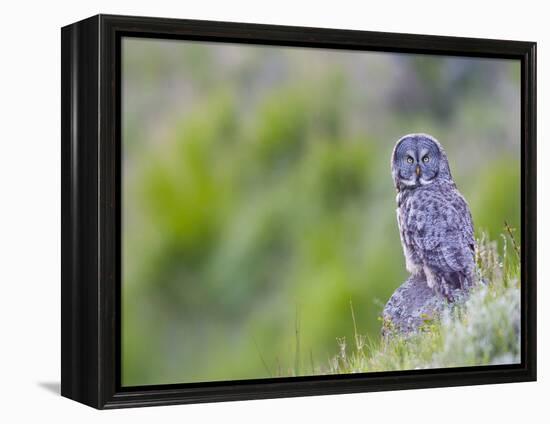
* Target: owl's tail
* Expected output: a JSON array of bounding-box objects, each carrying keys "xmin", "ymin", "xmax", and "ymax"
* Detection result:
[{"xmin": 434, "ymin": 270, "xmax": 477, "ymax": 302}]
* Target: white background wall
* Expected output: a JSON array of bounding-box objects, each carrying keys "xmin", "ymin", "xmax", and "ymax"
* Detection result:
[{"xmin": 0, "ymin": 1, "xmax": 546, "ymax": 422}]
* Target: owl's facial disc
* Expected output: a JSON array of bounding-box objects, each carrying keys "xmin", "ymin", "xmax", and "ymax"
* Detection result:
[{"xmin": 392, "ymin": 134, "xmax": 447, "ymax": 190}]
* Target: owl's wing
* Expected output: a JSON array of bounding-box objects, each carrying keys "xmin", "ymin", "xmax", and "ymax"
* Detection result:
[{"xmin": 407, "ymin": 190, "xmax": 475, "ymax": 274}]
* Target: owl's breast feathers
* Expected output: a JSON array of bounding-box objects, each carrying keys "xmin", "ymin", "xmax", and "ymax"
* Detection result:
[{"xmin": 397, "ymin": 181, "xmax": 476, "ymax": 296}]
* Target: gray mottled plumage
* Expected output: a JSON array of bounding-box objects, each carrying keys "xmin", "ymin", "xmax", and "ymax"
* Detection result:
[{"xmin": 391, "ymin": 133, "xmax": 476, "ymax": 301}]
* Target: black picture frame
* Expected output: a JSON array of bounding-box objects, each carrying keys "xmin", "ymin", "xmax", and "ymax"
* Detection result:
[{"xmin": 61, "ymin": 14, "xmax": 537, "ymax": 409}]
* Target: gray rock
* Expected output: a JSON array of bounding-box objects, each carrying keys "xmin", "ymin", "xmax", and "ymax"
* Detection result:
[{"xmin": 381, "ymin": 274, "xmax": 450, "ymax": 338}]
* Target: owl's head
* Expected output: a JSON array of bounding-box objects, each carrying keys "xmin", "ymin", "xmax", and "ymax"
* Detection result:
[{"xmin": 391, "ymin": 133, "xmax": 453, "ymax": 191}]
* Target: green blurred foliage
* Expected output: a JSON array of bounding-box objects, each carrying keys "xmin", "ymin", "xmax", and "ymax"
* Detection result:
[{"xmin": 121, "ymin": 38, "xmax": 521, "ymax": 385}]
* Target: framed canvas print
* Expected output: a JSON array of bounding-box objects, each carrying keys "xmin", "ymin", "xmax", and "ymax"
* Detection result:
[{"xmin": 61, "ymin": 14, "xmax": 536, "ymax": 409}]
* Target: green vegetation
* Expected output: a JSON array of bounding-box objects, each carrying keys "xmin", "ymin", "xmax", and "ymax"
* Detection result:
[
  {"xmin": 121, "ymin": 38, "xmax": 521, "ymax": 385},
  {"xmin": 329, "ymin": 232, "xmax": 520, "ymax": 374}
]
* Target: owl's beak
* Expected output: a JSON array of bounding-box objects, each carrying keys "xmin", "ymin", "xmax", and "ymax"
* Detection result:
[{"xmin": 416, "ymin": 165, "xmax": 421, "ymax": 177}]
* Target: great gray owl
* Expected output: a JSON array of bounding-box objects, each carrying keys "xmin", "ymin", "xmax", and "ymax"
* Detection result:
[{"xmin": 391, "ymin": 133, "xmax": 476, "ymax": 301}]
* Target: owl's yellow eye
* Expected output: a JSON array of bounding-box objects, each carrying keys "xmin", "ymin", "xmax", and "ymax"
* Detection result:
[
  {"xmin": 406, "ymin": 156, "xmax": 414, "ymax": 164},
  {"xmin": 422, "ymin": 155, "xmax": 430, "ymax": 163}
]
